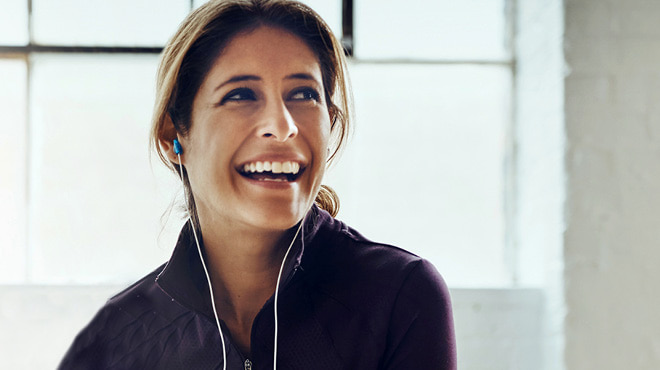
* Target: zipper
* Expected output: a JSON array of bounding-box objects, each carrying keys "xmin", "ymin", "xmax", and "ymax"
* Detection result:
[{"xmin": 244, "ymin": 359, "xmax": 252, "ymax": 370}]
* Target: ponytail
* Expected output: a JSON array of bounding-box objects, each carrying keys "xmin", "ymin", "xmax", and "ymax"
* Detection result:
[{"xmin": 315, "ymin": 185, "xmax": 339, "ymax": 217}]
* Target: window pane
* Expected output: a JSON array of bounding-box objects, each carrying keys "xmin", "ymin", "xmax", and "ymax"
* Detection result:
[
  {"xmin": 0, "ymin": 59, "xmax": 27, "ymax": 283},
  {"xmin": 0, "ymin": 0, "xmax": 29, "ymax": 45},
  {"xmin": 193, "ymin": 0, "xmax": 342, "ymax": 37},
  {"xmin": 325, "ymin": 63, "xmax": 510, "ymax": 287},
  {"xmin": 29, "ymin": 54, "xmax": 180, "ymax": 284},
  {"xmin": 32, "ymin": 0, "xmax": 190, "ymax": 46},
  {"xmin": 355, "ymin": 0, "xmax": 508, "ymax": 60}
]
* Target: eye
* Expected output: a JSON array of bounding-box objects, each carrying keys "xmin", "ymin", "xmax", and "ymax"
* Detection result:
[
  {"xmin": 289, "ymin": 87, "xmax": 321, "ymax": 102},
  {"xmin": 219, "ymin": 87, "xmax": 256, "ymax": 105}
]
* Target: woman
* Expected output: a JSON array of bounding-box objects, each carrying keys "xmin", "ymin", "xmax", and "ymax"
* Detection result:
[{"xmin": 59, "ymin": 0, "xmax": 456, "ymax": 369}]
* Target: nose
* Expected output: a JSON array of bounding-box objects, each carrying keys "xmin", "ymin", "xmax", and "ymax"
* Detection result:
[{"xmin": 256, "ymin": 98, "xmax": 299, "ymax": 142}]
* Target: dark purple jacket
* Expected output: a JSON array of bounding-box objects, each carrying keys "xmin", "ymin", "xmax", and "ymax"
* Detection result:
[{"xmin": 59, "ymin": 206, "xmax": 456, "ymax": 369}]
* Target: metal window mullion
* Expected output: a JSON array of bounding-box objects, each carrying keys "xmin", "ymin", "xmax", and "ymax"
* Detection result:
[
  {"xmin": 342, "ymin": 0, "xmax": 353, "ymax": 56},
  {"xmin": 0, "ymin": 45, "xmax": 163, "ymax": 54},
  {"xmin": 25, "ymin": 0, "xmax": 33, "ymax": 283},
  {"xmin": 504, "ymin": 0, "xmax": 518, "ymax": 286},
  {"xmin": 350, "ymin": 58, "xmax": 513, "ymax": 66},
  {"xmin": 24, "ymin": 52, "xmax": 32, "ymax": 283}
]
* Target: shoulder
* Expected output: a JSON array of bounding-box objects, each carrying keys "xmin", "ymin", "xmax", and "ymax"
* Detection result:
[
  {"xmin": 305, "ymin": 211, "xmax": 438, "ymax": 287},
  {"xmin": 298, "ymin": 211, "xmax": 456, "ymax": 367},
  {"xmin": 303, "ymin": 210, "xmax": 451, "ymax": 316},
  {"xmin": 99, "ymin": 263, "xmax": 189, "ymax": 328},
  {"xmin": 58, "ymin": 264, "xmax": 191, "ymax": 369}
]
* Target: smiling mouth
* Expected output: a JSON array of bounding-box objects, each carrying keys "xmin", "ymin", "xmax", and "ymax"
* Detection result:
[{"xmin": 238, "ymin": 160, "xmax": 304, "ymax": 182}]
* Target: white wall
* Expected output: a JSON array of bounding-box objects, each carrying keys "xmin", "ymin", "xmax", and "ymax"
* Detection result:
[
  {"xmin": 510, "ymin": 0, "xmax": 660, "ymax": 368},
  {"xmin": 563, "ymin": 0, "xmax": 660, "ymax": 369},
  {"xmin": 452, "ymin": 289, "xmax": 544, "ymax": 370}
]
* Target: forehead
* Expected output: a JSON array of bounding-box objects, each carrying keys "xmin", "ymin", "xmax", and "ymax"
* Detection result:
[{"xmin": 208, "ymin": 25, "xmax": 321, "ymax": 80}]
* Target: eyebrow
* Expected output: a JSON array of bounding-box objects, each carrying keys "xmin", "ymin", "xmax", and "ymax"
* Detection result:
[
  {"xmin": 285, "ymin": 73, "xmax": 318, "ymax": 82},
  {"xmin": 214, "ymin": 75, "xmax": 261, "ymax": 91},
  {"xmin": 214, "ymin": 73, "xmax": 320, "ymax": 91}
]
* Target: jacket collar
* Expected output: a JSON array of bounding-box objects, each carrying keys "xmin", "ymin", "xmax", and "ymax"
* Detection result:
[{"xmin": 155, "ymin": 205, "xmax": 325, "ymax": 321}]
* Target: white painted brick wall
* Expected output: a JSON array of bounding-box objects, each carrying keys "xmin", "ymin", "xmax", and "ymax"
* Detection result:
[
  {"xmin": 452, "ymin": 289, "xmax": 544, "ymax": 370},
  {"xmin": 564, "ymin": 0, "xmax": 660, "ymax": 369}
]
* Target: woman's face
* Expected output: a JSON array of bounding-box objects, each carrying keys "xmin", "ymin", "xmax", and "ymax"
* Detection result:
[{"xmin": 179, "ymin": 26, "xmax": 331, "ymax": 232}]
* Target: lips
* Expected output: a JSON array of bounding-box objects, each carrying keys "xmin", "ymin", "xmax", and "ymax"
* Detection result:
[{"xmin": 238, "ymin": 160, "xmax": 304, "ymax": 182}]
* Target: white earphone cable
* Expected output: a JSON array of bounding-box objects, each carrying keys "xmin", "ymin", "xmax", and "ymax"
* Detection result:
[
  {"xmin": 177, "ymin": 156, "xmax": 228, "ymax": 370},
  {"xmin": 177, "ymin": 152, "xmax": 303, "ymax": 370},
  {"xmin": 273, "ymin": 219, "xmax": 303, "ymax": 369}
]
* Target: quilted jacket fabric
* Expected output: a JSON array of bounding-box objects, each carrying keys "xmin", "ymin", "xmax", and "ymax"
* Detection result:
[{"xmin": 59, "ymin": 206, "xmax": 456, "ymax": 369}]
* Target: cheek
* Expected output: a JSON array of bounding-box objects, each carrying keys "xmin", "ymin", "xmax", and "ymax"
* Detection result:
[
  {"xmin": 316, "ymin": 110, "xmax": 332, "ymax": 145},
  {"xmin": 311, "ymin": 121, "xmax": 331, "ymax": 166},
  {"xmin": 184, "ymin": 133, "xmax": 231, "ymax": 189},
  {"xmin": 296, "ymin": 109, "xmax": 331, "ymax": 149},
  {"xmin": 311, "ymin": 116, "xmax": 332, "ymax": 183},
  {"xmin": 190, "ymin": 115, "xmax": 238, "ymax": 157}
]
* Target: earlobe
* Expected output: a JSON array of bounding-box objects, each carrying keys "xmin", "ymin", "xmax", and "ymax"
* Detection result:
[
  {"xmin": 160, "ymin": 138, "xmax": 181, "ymax": 165},
  {"xmin": 159, "ymin": 114, "xmax": 183, "ymax": 165}
]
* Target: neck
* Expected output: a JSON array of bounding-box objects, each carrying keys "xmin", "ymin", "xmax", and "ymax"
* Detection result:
[
  {"xmin": 196, "ymin": 213, "xmax": 299, "ymax": 321},
  {"xmin": 195, "ymin": 214, "xmax": 301, "ymax": 356}
]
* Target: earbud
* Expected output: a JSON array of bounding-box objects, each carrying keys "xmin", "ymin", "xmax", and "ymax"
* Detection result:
[{"xmin": 173, "ymin": 139, "xmax": 183, "ymax": 155}]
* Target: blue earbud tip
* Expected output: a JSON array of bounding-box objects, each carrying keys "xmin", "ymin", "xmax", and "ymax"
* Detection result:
[{"xmin": 173, "ymin": 139, "xmax": 182, "ymax": 155}]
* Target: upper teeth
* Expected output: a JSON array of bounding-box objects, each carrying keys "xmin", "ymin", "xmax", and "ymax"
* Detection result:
[{"xmin": 243, "ymin": 161, "xmax": 300, "ymax": 175}]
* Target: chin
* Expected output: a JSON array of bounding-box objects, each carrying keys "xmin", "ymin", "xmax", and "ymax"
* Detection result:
[{"xmin": 241, "ymin": 201, "xmax": 310, "ymax": 232}]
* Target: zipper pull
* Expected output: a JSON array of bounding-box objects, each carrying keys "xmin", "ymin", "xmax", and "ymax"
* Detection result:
[{"xmin": 244, "ymin": 358, "xmax": 252, "ymax": 370}]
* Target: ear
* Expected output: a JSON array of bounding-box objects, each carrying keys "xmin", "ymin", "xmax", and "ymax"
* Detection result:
[{"xmin": 159, "ymin": 114, "xmax": 182, "ymax": 165}]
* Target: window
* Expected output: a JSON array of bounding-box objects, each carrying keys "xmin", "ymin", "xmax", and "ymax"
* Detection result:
[
  {"xmin": 0, "ymin": 58, "xmax": 28, "ymax": 283},
  {"xmin": 0, "ymin": 0, "xmax": 512, "ymax": 287},
  {"xmin": 326, "ymin": 0, "xmax": 513, "ymax": 287}
]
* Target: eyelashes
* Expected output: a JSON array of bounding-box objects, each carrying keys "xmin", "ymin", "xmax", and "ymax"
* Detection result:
[
  {"xmin": 218, "ymin": 86, "xmax": 321, "ymax": 105},
  {"xmin": 289, "ymin": 87, "xmax": 321, "ymax": 102},
  {"xmin": 219, "ymin": 87, "xmax": 256, "ymax": 105}
]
